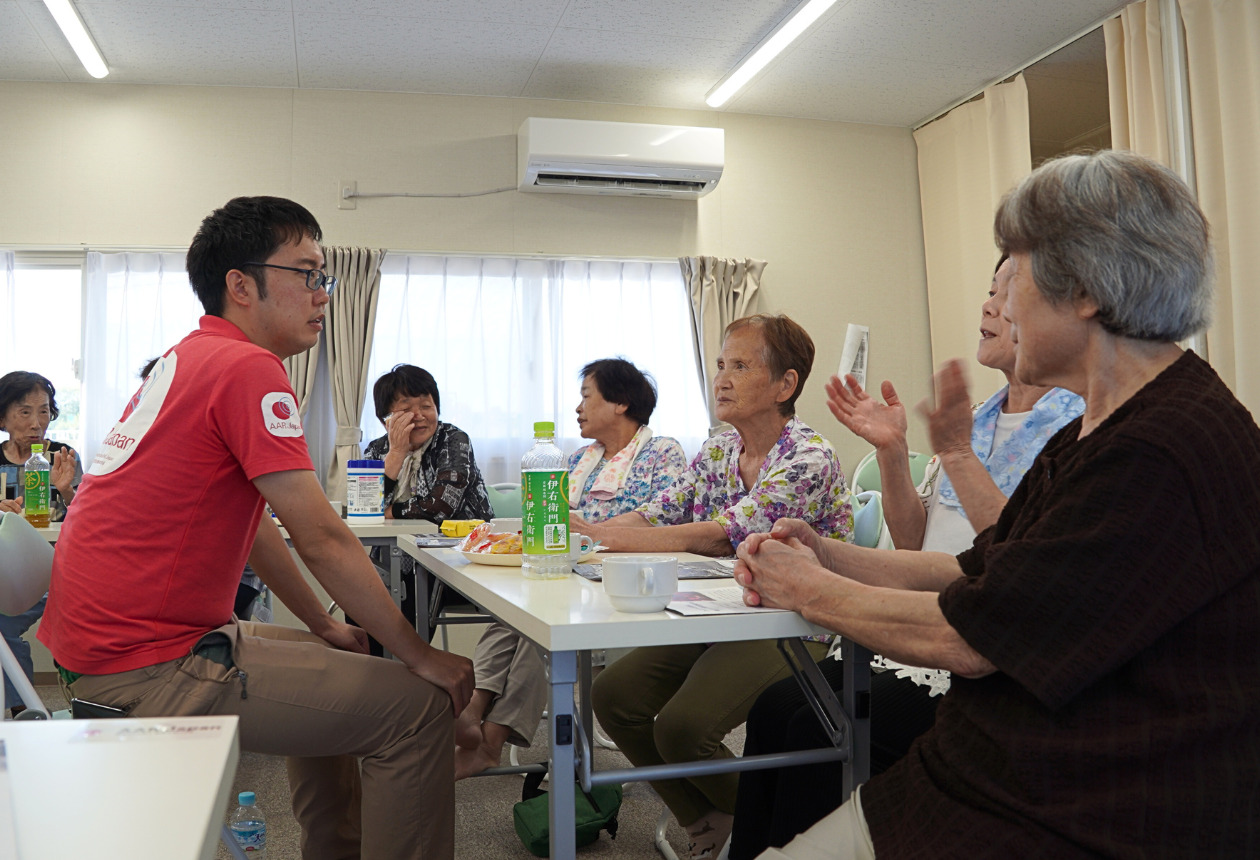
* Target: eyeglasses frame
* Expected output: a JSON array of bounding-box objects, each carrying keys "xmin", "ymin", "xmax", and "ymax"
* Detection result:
[{"xmin": 240, "ymin": 262, "xmax": 338, "ymax": 295}]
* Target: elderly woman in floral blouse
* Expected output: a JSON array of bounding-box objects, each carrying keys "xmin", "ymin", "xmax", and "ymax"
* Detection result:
[
  {"xmin": 455, "ymin": 357, "xmax": 687, "ymax": 778},
  {"xmin": 582, "ymin": 314, "xmax": 852, "ymax": 860}
]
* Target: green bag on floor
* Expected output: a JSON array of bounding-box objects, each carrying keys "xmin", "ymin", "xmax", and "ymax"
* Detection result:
[{"xmin": 512, "ymin": 767, "xmax": 622, "ymax": 857}]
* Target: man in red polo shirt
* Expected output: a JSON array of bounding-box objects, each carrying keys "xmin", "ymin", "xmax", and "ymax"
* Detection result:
[{"xmin": 40, "ymin": 196, "xmax": 472, "ymax": 860}]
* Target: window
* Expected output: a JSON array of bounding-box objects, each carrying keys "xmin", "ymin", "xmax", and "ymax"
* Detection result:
[
  {"xmin": 80, "ymin": 252, "xmax": 202, "ymax": 466},
  {"xmin": 362, "ymin": 255, "xmax": 710, "ymax": 483},
  {"xmin": 1, "ymin": 253, "xmax": 85, "ymax": 452}
]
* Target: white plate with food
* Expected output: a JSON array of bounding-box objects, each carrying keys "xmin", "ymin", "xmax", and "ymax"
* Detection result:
[
  {"xmin": 460, "ymin": 548, "xmax": 602, "ymax": 566},
  {"xmin": 458, "ymin": 522, "xmax": 601, "ymax": 566}
]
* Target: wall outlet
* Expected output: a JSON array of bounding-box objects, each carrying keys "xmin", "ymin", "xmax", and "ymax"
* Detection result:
[{"xmin": 338, "ymin": 179, "xmax": 357, "ymax": 210}]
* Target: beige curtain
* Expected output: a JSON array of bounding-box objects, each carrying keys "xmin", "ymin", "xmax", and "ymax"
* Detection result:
[
  {"xmin": 680, "ymin": 256, "xmax": 763, "ymax": 431},
  {"xmin": 1104, "ymin": 2, "xmax": 1172, "ymax": 164},
  {"xmin": 323, "ymin": 247, "xmax": 385, "ymax": 500},
  {"xmin": 282, "ymin": 345, "xmax": 320, "ymax": 418},
  {"xmin": 1180, "ymin": 0, "xmax": 1260, "ymax": 417},
  {"xmin": 913, "ymin": 74, "xmax": 1032, "ymax": 394}
]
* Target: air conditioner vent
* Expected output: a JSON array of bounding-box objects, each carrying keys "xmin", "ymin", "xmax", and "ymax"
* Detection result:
[
  {"xmin": 532, "ymin": 174, "xmax": 712, "ymax": 195},
  {"xmin": 519, "ymin": 118, "xmax": 723, "ymax": 199}
]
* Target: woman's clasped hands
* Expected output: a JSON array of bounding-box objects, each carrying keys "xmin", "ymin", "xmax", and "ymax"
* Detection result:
[{"xmin": 735, "ymin": 518, "xmax": 830, "ymax": 610}]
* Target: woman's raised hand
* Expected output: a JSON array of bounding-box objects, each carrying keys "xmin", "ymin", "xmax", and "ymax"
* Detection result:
[
  {"xmin": 50, "ymin": 447, "xmax": 77, "ymax": 497},
  {"xmin": 918, "ymin": 359, "xmax": 974, "ymax": 458},
  {"xmin": 825, "ymin": 374, "xmax": 908, "ymax": 450}
]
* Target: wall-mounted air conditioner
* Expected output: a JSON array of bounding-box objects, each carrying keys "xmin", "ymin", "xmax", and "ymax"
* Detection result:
[{"xmin": 518, "ymin": 118, "xmax": 724, "ymax": 199}]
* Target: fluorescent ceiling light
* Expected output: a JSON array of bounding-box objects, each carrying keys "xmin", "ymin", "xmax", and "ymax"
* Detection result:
[
  {"xmin": 706, "ymin": 0, "xmax": 839, "ymax": 108},
  {"xmin": 42, "ymin": 0, "xmax": 109, "ymax": 79}
]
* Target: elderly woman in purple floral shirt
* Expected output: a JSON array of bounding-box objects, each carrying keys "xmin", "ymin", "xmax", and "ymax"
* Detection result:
[{"xmin": 586, "ymin": 314, "xmax": 852, "ymax": 860}]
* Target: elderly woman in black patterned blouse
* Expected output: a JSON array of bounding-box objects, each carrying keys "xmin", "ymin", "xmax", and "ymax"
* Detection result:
[
  {"xmin": 363, "ymin": 364, "xmax": 493, "ymax": 523},
  {"xmin": 359, "ymin": 364, "xmax": 494, "ymax": 651}
]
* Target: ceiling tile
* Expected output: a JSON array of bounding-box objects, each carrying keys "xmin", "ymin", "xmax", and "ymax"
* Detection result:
[
  {"xmin": 0, "ymin": 0, "xmax": 1130, "ymax": 128},
  {"xmin": 77, "ymin": 2, "xmax": 299, "ymax": 85},
  {"xmin": 557, "ymin": 0, "xmax": 796, "ymax": 42},
  {"xmin": 727, "ymin": 46, "xmax": 988, "ymax": 126},
  {"xmin": 0, "ymin": 2, "xmax": 72, "ymax": 81},
  {"xmin": 80, "ymin": 0, "xmax": 291, "ymax": 9},
  {"xmin": 522, "ymin": 26, "xmax": 738, "ymax": 108},
  {"xmin": 295, "ymin": 14, "xmax": 553, "ymax": 95},
  {"xmin": 807, "ymin": 0, "xmax": 1123, "ymax": 70},
  {"xmin": 294, "ymin": 0, "xmax": 569, "ymax": 28}
]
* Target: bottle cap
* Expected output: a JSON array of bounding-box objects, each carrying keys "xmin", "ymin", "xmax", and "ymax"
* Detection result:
[
  {"xmin": 238, "ymin": 791, "xmax": 256, "ymax": 806},
  {"xmin": 533, "ymin": 421, "xmax": 555, "ymax": 437},
  {"xmin": 31, "ymin": 443, "xmax": 43, "ymax": 453},
  {"xmin": 348, "ymin": 460, "xmax": 385, "ymax": 469}
]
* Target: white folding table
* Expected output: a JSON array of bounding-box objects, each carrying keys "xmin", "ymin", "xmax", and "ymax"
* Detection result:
[
  {"xmin": 0, "ymin": 715, "xmax": 240, "ymax": 860},
  {"xmin": 400, "ymin": 539, "xmax": 870, "ymax": 860}
]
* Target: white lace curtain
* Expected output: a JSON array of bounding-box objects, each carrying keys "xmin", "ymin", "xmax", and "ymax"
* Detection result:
[
  {"xmin": 0, "ymin": 252, "xmax": 14, "ymax": 373},
  {"xmin": 81, "ymin": 251, "xmax": 202, "ymax": 466},
  {"xmin": 362, "ymin": 255, "xmax": 710, "ymax": 484}
]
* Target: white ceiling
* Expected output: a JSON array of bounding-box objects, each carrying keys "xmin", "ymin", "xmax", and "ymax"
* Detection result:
[{"xmin": 0, "ymin": 0, "xmax": 1127, "ymax": 127}]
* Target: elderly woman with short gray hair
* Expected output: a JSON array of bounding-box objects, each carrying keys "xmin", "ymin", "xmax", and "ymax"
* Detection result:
[{"xmin": 735, "ymin": 150, "xmax": 1260, "ymax": 859}]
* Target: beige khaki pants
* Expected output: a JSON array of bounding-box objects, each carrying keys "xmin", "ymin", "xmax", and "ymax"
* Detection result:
[
  {"xmin": 758, "ymin": 787, "xmax": 876, "ymax": 860},
  {"xmin": 471, "ymin": 621, "xmax": 548, "ymax": 747},
  {"xmin": 70, "ymin": 620, "xmax": 454, "ymax": 860}
]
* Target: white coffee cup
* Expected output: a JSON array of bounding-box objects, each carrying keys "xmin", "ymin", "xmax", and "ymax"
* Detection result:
[
  {"xmin": 567, "ymin": 533, "xmax": 597, "ymax": 561},
  {"xmin": 602, "ymin": 556, "xmax": 678, "ymax": 613}
]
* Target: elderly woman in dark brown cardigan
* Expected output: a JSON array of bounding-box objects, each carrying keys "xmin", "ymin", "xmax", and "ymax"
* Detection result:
[{"xmin": 735, "ymin": 150, "xmax": 1260, "ymax": 859}]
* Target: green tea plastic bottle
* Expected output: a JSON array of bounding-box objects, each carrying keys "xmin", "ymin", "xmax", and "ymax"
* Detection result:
[
  {"xmin": 521, "ymin": 421, "xmax": 570, "ymax": 579},
  {"xmin": 23, "ymin": 443, "xmax": 51, "ymax": 528}
]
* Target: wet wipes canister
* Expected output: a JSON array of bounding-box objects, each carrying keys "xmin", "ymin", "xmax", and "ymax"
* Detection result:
[{"xmin": 347, "ymin": 459, "xmax": 386, "ymax": 525}]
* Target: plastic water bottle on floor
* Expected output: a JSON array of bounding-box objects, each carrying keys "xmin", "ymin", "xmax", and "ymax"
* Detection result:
[
  {"xmin": 230, "ymin": 791, "xmax": 267, "ymax": 856},
  {"xmin": 521, "ymin": 421, "xmax": 571, "ymax": 580}
]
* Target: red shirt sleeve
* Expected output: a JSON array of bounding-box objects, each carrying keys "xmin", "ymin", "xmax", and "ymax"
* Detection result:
[{"xmin": 206, "ymin": 349, "xmax": 314, "ymax": 480}]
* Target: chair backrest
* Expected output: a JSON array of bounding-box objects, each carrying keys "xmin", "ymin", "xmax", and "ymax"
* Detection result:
[
  {"xmin": 907, "ymin": 451, "xmax": 932, "ymax": 488},
  {"xmin": 486, "ymin": 483, "xmax": 522, "ymax": 519},
  {"xmin": 852, "ymin": 449, "xmax": 932, "ymax": 495},
  {"xmin": 1, "ymin": 512, "xmax": 54, "ymax": 719},
  {"xmin": 851, "ymin": 449, "xmax": 881, "ymax": 494},
  {"xmin": 852, "ymin": 491, "xmax": 893, "ymax": 550},
  {"xmin": 0, "ymin": 511, "xmax": 55, "ymax": 615}
]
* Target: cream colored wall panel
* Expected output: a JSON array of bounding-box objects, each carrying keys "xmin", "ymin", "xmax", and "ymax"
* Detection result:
[
  {"xmin": 0, "ymin": 83, "xmax": 295, "ymax": 246},
  {"xmin": 0, "ymin": 80, "xmax": 934, "ymax": 479},
  {"xmin": 713, "ymin": 114, "xmax": 932, "ymax": 472},
  {"xmin": 0, "ymin": 84, "xmax": 74, "ymax": 243}
]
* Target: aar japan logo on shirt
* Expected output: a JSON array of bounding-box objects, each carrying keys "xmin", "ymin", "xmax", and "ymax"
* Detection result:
[{"xmin": 261, "ymin": 392, "xmax": 304, "ymax": 437}]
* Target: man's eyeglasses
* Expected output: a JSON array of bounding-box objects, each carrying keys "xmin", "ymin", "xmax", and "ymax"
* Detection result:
[{"xmin": 241, "ymin": 263, "xmax": 338, "ymax": 295}]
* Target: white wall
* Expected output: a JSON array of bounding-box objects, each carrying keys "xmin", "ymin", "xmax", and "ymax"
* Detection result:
[
  {"xmin": 3, "ymin": 80, "xmax": 935, "ymax": 671},
  {"xmin": 1, "ymin": 81, "xmax": 934, "ymax": 463}
]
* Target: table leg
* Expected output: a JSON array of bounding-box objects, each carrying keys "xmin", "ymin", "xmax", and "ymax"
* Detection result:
[
  {"xmin": 549, "ymin": 650, "xmax": 577, "ymax": 860},
  {"xmin": 841, "ymin": 639, "xmax": 871, "ymax": 797},
  {"xmin": 578, "ymin": 650, "xmax": 594, "ymax": 745}
]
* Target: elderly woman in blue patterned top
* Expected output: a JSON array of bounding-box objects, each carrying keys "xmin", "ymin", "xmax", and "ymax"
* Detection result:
[
  {"xmin": 568, "ymin": 357, "xmax": 688, "ymax": 519},
  {"xmin": 454, "ymin": 358, "xmax": 687, "ymax": 779}
]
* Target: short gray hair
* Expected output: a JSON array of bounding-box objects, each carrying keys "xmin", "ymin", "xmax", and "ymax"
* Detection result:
[{"xmin": 994, "ymin": 149, "xmax": 1212, "ymax": 341}]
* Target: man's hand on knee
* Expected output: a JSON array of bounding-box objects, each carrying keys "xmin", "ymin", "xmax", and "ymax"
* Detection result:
[{"xmin": 410, "ymin": 647, "xmax": 475, "ymax": 716}]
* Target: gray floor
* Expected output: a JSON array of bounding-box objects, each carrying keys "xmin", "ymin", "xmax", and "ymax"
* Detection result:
[{"xmin": 34, "ymin": 683, "xmax": 743, "ymax": 859}]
